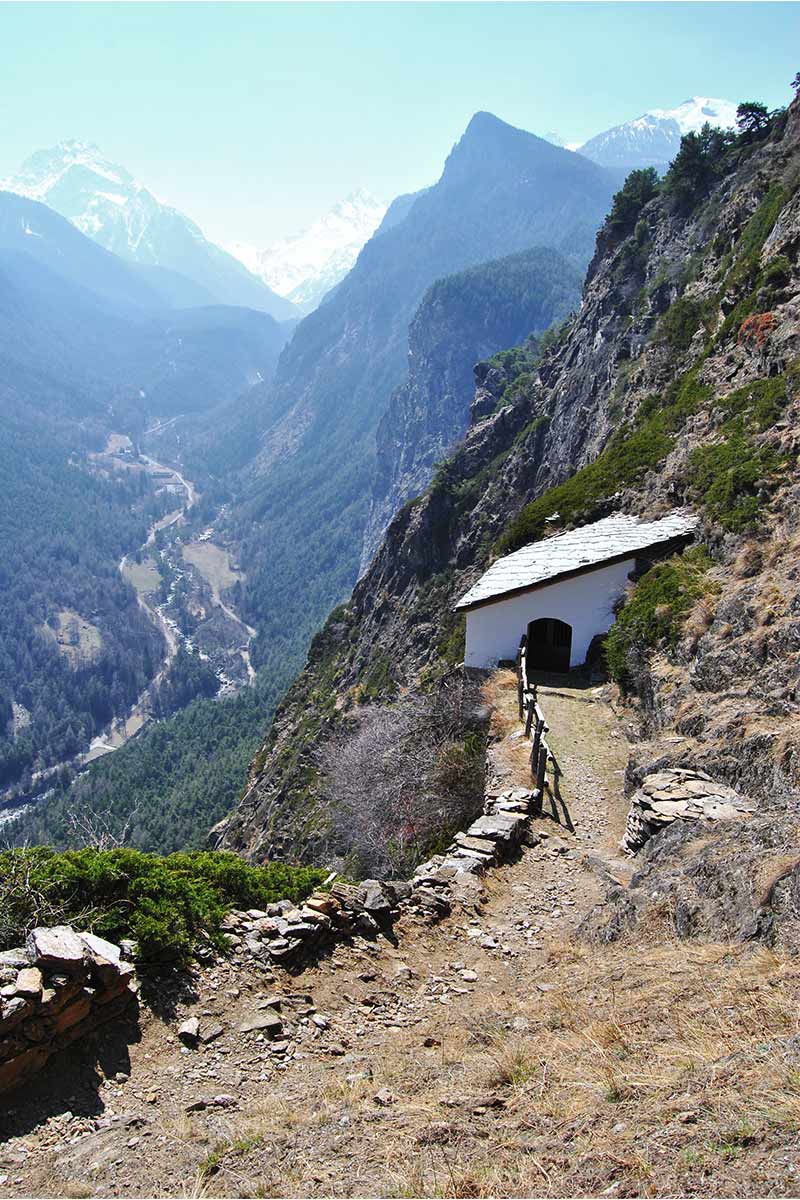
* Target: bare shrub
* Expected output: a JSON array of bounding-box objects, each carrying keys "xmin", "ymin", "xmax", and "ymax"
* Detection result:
[
  {"xmin": 65, "ymin": 802, "xmax": 140, "ymax": 850},
  {"xmin": 320, "ymin": 671, "xmax": 489, "ymax": 878},
  {"xmin": 0, "ymin": 847, "xmax": 92, "ymax": 949}
]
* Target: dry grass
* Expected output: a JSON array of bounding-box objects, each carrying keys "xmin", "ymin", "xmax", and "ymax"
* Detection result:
[
  {"xmin": 122, "ymin": 557, "xmax": 161, "ymax": 596},
  {"xmin": 683, "ymin": 594, "xmax": 717, "ymax": 650},
  {"xmin": 733, "ymin": 541, "xmax": 764, "ymax": 578},
  {"xmin": 190, "ymin": 935, "xmax": 800, "ymax": 1197},
  {"xmin": 483, "ymin": 669, "xmax": 520, "ymax": 740}
]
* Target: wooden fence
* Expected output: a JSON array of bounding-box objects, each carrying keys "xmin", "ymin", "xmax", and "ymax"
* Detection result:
[{"xmin": 516, "ymin": 634, "xmax": 553, "ymax": 795}]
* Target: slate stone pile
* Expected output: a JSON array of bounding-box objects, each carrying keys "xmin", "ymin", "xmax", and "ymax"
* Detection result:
[
  {"xmin": 223, "ymin": 785, "xmax": 538, "ymax": 969},
  {"xmin": 409, "ymin": 786, "xmax": 537, "ymax": 918},
  {"xmin": 219, "ymin": 880, "xmax": 411, "ymax": 967},
  {"xmin": 0, "ymin": 926, "xmax": 137, "ymax": 1094},
  {"xmin": 622, "ymin": 768, "xmax": 755, "ymax": 854}
]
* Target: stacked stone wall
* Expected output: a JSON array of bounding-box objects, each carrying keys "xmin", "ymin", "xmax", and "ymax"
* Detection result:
[{"xmin": 0, "ymin": 926, "xmax": 137, "ymax": 1094}]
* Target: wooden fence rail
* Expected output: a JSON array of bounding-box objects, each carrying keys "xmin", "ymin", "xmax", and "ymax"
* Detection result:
[{"xmin": 516, "ymin": 635, "xmax": 553, "ymax": 794}]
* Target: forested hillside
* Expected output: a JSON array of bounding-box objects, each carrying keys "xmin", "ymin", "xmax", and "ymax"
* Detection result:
[
  {"xmin": 0, "ymin": 199, "xmax": 290, "ymax": 801},
  {"xmin": 0, "ymin": 409, "xmax": 163, "ymax": 791},
  {"xmin": 365, "ymin": 245, "xmax": 582, "ymax": 561}
]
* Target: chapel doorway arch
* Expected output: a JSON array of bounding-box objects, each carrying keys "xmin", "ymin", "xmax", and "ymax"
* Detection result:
[{"xmin": 527, "ymin": 617, "xmax": 572, "ymax": 673}]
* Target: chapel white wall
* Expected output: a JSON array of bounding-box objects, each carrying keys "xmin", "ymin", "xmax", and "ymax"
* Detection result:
[{"xmin": 463, "ymin": 557, "xmax": 636, "ymax": 669}]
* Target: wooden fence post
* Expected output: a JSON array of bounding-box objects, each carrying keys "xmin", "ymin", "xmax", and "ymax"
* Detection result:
[
  {"xmin": 537, "ymin": 744, "xmax": 548, "ymax": 793},
  {"xmin": 530, "ymin": 716, "xmax": 544, "ymax": 774},
  {"xmin": 516, "ymin": 635, "xmax": 527, "ymax": 721}
]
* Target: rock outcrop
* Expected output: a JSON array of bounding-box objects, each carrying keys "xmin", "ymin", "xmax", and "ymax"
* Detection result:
[{"xmin": 362, "ymin": 247, "xmax": 581, "ymax": 568}]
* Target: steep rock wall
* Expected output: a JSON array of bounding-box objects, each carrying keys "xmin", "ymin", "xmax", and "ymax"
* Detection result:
[{"xmin": 362, "ymin": 247, "xmax": 582, "ymax": 569}]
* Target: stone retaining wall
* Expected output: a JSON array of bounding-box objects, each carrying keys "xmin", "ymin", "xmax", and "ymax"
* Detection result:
[
  {"xmin": 222, "ymin": 779, "xmax": 538, "ymax": 969},
  {"xmin": 622, "ymin": 768, "xmax": 755, "ymax": 854},
  {"xmin": 0, "ymin": 926, "xmax": 137, "ymax": 1095}
]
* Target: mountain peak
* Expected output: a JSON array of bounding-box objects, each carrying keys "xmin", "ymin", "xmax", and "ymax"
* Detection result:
[
  {"xmin": 647, "ymin": 96, "xmax": 738, "ymax": 133},
  {"xmin": 579, "ymin": 95, "xmax": 739, "ymax": 170},
  {"xmin": 0, "ymin": 140, "xmax": 293, "ymax": 317},
  {"xmin": 461, "ymin": 111, "xmax": 533, "ymax": 143},
  {"xmin": 225, "ymin": 189, "xmax": 387, "ymax": 313},
  {"xmin": 642, "ymin": 94, "xmax": 738, "ymax": 133}
]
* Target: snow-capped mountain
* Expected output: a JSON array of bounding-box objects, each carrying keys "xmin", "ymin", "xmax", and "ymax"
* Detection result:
[
  {"xmin": 227, "ymin": 189, "xmax": 387, "ymax": 314},
  {"xmin": 579, "ymin": 97, "xmax": 738, "ymax": 171},
  {"xmin": 1, "ymin": 140, "xmax": 294, "ymax": 317}
]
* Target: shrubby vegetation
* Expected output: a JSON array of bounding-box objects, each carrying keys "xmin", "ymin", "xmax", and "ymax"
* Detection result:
[
  {"xmin": 658, "ymin": 296, "xmax": 713, "ymax": 352},
  {"xmin": 664, "ymin": 102, "xmax": 783, "ymax": 210},
  {"xmin": 688, "ymin": 374, "xmax": 794, "ymax": 531},
  {"xmin": 605, "ymin": 548, "xmax": 714, "ymax": 688},
  {"xmin": 0, "ymin": 846, "xmax": 327, "ymax": 965},
  {"xmin": 321, "ymin": 672, "xmax": 488, "ymax": 878},
  {"xmin": 600, "ymin": 98, "xmax": 784, "ymax": 237},
  {"xmin": 496, "ymin": 369, "xmax": 711, "ymax": 555},
  {"xmin": 606, "ymin": 167, "xmax": 660, "ymax": 239}
]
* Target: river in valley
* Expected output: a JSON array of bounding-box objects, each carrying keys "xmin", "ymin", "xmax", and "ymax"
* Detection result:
[{"xmin": 0, "ymin": 436, "xmax": 256, "ymax": 824}]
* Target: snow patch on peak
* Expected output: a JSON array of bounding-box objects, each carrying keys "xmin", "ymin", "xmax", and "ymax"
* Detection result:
[
  {"xmin": 0, "ymin": 139, "xmax": 293, "ymax": 316},
  {"xmin": 3, "ymin": 140, "xmax": 138, "ymax": 201},
  {"xmin": 578, "ymin": 95, "xmax": 738, "ymax": 170},
  {"xmin": 647, "ymin": 96, "xmax": 738, "ymax": 134},
  {"xmin": 226, "ymin": 189, "xmax": 387, "ymax": 313}
]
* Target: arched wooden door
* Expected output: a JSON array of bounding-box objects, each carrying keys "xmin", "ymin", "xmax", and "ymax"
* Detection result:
[{"xmin": 527, "ymin": 617, "xmax": 572, "ymax": 673}]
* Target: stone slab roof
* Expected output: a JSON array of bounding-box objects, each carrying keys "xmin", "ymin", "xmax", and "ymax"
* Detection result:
[{"xmin": 455, "ymin": 510, "xmax": 699, "ymax": 611}]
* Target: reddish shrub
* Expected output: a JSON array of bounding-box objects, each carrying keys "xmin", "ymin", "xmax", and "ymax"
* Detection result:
[{"xmin": 738, "ymin": 311, "xmax": 777, "ymax": 348}]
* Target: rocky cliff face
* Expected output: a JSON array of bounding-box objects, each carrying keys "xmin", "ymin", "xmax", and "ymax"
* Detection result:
[
  {"xmin": 217, "ymin": 97, "xmax": 800, "ymax": 920},
  {"xmin": 362, "ymin": 247, "xmax": 582, "ymax": 570}
]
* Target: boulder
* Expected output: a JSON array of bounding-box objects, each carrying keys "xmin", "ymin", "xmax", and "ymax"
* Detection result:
[
  {"xmin": 0, "ymin": 1045, "xmax": 50, "ymax": 1094},
  {"xmin": 467, "ymin": 812, "xmax": 526, "ymax": 845},
  {"xmin": 178, "ymin": 1017, "xmax": 200, "ymax": 1046},
  {"xmin": 453, "ymin": 834, "xmax": 497, "ymax": 859},
  {"xmin": 53, "ymin": 993, "xmax": 92, "ymax": 1035},
  {"xmin": 14, "ymin": 968, "xmax": 43, "ymax": 1000},
  {"xmin": 304, "ymin": 893, "xmax": 341, "ymax": 917},
  {"xmin": 385, "ymin": 880, "xmax": 412, "ymax": 904},
  {"xmin": 27, "ymin": 926, "xmax": 85, "ymax": 973},
  {"xmin": 330, "ymin": 882, "xmax": 367, "ymax": 911},
  {"xmin": 0, "ymin": 949, "xmax": 31, "ymax": 970},
  {"xmin": 239, "ymin": 1010, "xmax": 283, "ymax": 1036},
  {"xmin": 0, "ymin": 997, "xmax": 31, "ymax": 1035},
  {"xmin": 360, "ymin": 880, "xmax": 393, "ymax": 917},
  {"xmin": 79, "ymin": 932, "xmax": 134, "ymax": 989},
  {"xmin": 199, "ymin": 1022, "xmax": 225, "ymax": 1044}
]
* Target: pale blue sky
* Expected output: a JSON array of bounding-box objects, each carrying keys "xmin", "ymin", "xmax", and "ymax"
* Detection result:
[{"xmin": 0, "ymin": 2, "xmax": 796, "ymax": 246}]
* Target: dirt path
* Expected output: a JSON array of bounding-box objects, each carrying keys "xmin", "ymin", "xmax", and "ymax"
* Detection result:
[{"xmin": 0, "ymin": 672, "xmax": 652, "ymax": 1199}]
